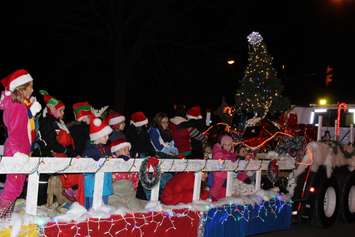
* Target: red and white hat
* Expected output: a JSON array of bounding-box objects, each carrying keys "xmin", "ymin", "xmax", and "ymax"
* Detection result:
[
  {"xmin": 110, "ymin": 138, "xmax": 131, "ymax": 153},
  {"xmin": 40, "ymin": 90, "xmax": 65, "ymax": 110},
  {"xmin": 89, "ymin": 118, "xmax": 113, "ymax": 141},
  {"xmin": 130, "ymin": 111, "xmax": 148, "ymax": 127},
  {"xmin": 73, "ymin": 101, "xmax": 93, "ymax": 121},
  {"xmin": 106, "ymin": 111, "xmax": 125, "ymax": 126},
  {"xmin": 186, "ymin": 106, "xmax": 202, "ymax": 120},
  {"xmin": 1, "ymin": 69, "xmax": 33, "ymax": 92}
]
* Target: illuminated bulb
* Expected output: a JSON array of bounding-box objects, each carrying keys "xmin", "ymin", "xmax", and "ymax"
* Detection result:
[{"xmin": 227, "ymin": 59, "xmax": 235, "ymax": 65}]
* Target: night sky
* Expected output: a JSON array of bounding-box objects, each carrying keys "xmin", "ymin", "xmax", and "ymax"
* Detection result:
[{"xmin": 0, "ymin": 0, "xmax": 354, "ymax": 117}]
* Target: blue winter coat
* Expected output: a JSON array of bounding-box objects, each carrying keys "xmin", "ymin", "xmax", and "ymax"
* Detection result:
[{"xmin": 82, "ymin": 143, "xmax": 113, "ymax": 198}]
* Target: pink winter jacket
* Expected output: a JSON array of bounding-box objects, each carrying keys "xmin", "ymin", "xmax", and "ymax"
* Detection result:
[
  {"xmin": 0, "ymin": 92, "xmax": 31, "ymax": 156},
  {"xmin": 210, "ymin": 143, "xmax": 236, "ymax": 201}
]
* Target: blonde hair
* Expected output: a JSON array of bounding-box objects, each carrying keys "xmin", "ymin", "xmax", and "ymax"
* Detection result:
[{"xmin": 11, "ymin": 81, "xmax": 32, "ymax": 103}]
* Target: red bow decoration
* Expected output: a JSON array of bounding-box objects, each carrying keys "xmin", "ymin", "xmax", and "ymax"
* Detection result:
[{"xmin": 146, "ymin": 157, "xmax": 159, "ymax": 175}]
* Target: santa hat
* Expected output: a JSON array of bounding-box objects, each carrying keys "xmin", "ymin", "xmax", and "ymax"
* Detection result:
[
  {"xmin": 110, "ymin": 138, "xmax": 131, "ymax": 153},
  {"xmin": 106, "ymin": 111, "xmax": 125, "ymax": 126},
  {"xmin": 73, "ymin": 101, "xmax": 93, "ymax": 121},
  {"xmin": 186, "ymin": 106, "xmax": 202, "ymax": 120},
  {"xmin": 130, "ymin": 111, "xmax": 148, "ymax": 127},
  {"xmin": 1, "ymin": 69, "xmax": 33, "ymax": 93},
  {"xmin": 39, "ymin": 90, "xmax": 65, "ymax": 110},
  {"xmin": 89, "ymin": 118, "xmax": 112, "ymax": 141}
]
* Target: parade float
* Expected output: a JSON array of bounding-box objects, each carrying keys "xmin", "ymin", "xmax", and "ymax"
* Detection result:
[{"xmin": 0, "ymin": 31, "xmax": 354, "ymax": 237}]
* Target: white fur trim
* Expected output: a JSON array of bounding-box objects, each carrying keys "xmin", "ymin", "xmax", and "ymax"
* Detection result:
[
  {"xmin": 186, "ymin": 115, "xmax": 202, "ymax": 120},
  {"xmin": 30, "ymin": 101, "xmax": 42, "ymax": 116},
  {"xmin": 43, "ymin": 107, "xmax": 48, "ymax": 117},
  {"xmin": 169, "ymin": 116, "xmax": 187, "ymax": 125},
  {"xmin": 13, "ymin": 152, "xmax": 29, "ymax": 159},
  {"xmin": 4, "ymin": 90, "xmax": 11, "ymax": 96},
  {"xmin": 111, "ymin": 142, "xmax": 131, "ymax": 153},
  {"xmin": 130, "ymin": 118, "xmax": 148, "ymax": 127},
  {"xmin": 90, "ymin": 125, "xmax": 112, "ymax": 141},
  {"xmin": 109, "ymin": 116, "xmax": 125, "ymax": 125},
  {"xmin": 9, "ymin": 74, "xmax": 33, "ymax": 92},
  {"xmin": 93, "ymin": 118, "xmax": 102, "ymax": 126}
]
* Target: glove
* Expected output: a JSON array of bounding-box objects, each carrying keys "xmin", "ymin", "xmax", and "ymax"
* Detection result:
[
  {"xmin": 29, "ymin": 97, "xmax": 42, "ymax": 116},
  {"xmin": 13, "ymin": 152, "xmax": 29, "ymax": 159}
]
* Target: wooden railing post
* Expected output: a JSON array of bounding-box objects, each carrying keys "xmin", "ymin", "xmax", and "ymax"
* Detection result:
[
  {"xmin": 255, "ymin": 170, "xmax": 262, "ymax": 192},
  {"xmin": 225, "ymin": 171, "xmax": 234, "ymax": 197},
  {"xmin": 25, "ymin": 172, "xmax": 40, "ymax": 215},
  {"xmin": 92, "ymin": 172, "xmax": 105, "ymax": 209},
  {"xmin": 192, "ymin": 172, "xmax": 202, "ymax": 201},
  {"xmin": 150, "ymin": 178, "xmax": 161, "ymax": 202}
]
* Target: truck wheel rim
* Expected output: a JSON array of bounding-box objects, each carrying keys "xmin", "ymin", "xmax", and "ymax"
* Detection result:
[
  {"xmin": 324, "ymin": 186, "xmax": 336, "ymax": 218},
  {"xmin": 348, "ymin": 186, "xmax": 355, "ymax": 213}
]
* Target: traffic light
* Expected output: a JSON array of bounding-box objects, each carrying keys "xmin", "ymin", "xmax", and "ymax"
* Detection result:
[{"xmin": 325, "ymin": 65, "xmax": 333, "ymax": 86}]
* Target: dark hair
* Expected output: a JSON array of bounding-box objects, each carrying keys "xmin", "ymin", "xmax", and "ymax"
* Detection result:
[
  {"xmin": 235, "ymin": 144, "xmax": 246, "ymax": 153},
  {"xmin": 152, "ymin": 112, "xmax": 169, "ymax": 129},
  {"xmin": 173, "ymin": 104, "xmax": 186, "ymax": 117}
]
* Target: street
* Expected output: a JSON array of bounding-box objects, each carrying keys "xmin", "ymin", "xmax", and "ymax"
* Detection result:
[{"xmin": 257, "ymin": 222, "xmax": 355, "ymax": 236}]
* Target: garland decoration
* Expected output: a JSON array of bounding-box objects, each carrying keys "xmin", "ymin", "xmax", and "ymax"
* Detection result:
[{"xmin": 139, "ymin": 156, "xmax": 161, "ymax": 190}]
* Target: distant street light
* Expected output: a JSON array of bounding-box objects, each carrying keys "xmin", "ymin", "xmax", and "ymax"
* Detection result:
[
  {"xmin": 319, "ymin": 98, "xmax": 328, "ymax": 106},
  {"xmin": 227, "ymin": 59, "xmax": 235, "ymax": 65}
]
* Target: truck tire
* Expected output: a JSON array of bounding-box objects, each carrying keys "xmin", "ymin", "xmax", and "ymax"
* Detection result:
[
  {"xmin": 311, "ymin": 176, "xmax": 338, "ymax": 227},
  {"xmin": 339, "ymin": 173, "xmax": 355, "ymax": 223}
]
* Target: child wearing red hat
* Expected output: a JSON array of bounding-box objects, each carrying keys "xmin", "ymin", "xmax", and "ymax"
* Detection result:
[
  {"xmin": 106, "ymin": 111, "xmax": 126, "ymax": 141},
  {"xmin": 82, "ymin": 118, "xmax": 113, "ymax": 209},
  {"xmin": 125, "ymin": 111, "xmax": 155, "ymax": 158},
  {"xmin": 68, "ymin": 101, "xmax": 93, "ymax": 156},
  {"xmin": 110, "ymin": 139, "xmax": 138, "ymax": 190},
  {"xmin": 0, "ymin": 69, "xmax": 42, "ymax": 218},
  {"xmin": 38, "ymin": 90, "xmax": 80, "ymax": 205}
]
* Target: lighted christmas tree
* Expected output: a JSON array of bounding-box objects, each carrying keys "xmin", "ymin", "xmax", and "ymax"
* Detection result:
[{"xmin": 235, "ymin": 32, "xmax": 289, "ymax": 118}]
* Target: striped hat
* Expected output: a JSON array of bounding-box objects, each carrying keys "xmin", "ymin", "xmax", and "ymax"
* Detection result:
[
  {"xmin": 39, "ymin": 90, "xmax": 65, "ymax": 110},
  {"xmin": 73, "ymin": 101, "xmax": 93, "ymax": 121}
]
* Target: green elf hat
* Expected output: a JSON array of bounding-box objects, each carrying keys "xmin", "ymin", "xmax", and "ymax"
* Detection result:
[
  {"xmin": 72, "ymin": 101, "xmax": 93, "ymax": 121},
  {"xmin": 39, "ymin": 90, "xmax": 65, "ymax": 110}
]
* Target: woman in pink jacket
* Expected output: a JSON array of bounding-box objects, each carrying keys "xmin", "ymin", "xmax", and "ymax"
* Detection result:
[
  {"xmin": 0, "ymin": 69, "xmax": 41, "ymax": 218},
  {"xmin": 210, "ymin": 135, "xmax": 236, "ymax": 201}
]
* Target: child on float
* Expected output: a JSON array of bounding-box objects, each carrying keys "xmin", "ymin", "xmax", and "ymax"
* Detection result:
[
  {"xmin": 149, "ymin": 112, "xmax": 179, "ymax": 157},
  {"xmin": 82, "ymin": 118, "xmax": 113, "ymax": 209},
  {"xmin": 68, "ymin": 101, "xmax": 93, "ymax": 156},
  {"xmin": 235, "ymin": 144, "xmax": 255, "ymax": 184},
  {"xmin": 0, "ymin": 69, "xmax": 42, "ymax": 218},
  {"xmin": 210, "ymin": 134, "xmax": 236, "ymax": 201},
  {"xmin": 38, "ymin": 90, "xmax": 81, "ymax": 205},
  {"xmin": 110, "ymin": 138, "xmax": 138, "ymax": 189},
  {"xmin": 106, "ymin": 111, "xmax": 126, "ymax": 141},
  {"xmin": 169, "ymin": 105, "xmax": 207, "ymax": 158}
]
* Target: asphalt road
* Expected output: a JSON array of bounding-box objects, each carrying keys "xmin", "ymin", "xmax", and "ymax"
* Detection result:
[{"xmin": 256, "ymin": 222, "xmax": 355, "ymax": 237}]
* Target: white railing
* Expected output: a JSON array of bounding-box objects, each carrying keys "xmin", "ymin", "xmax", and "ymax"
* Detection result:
[{"xmin": 0, "ymin": 157, "xmax": 295, "ymax": 216}]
